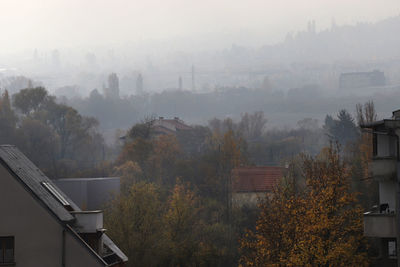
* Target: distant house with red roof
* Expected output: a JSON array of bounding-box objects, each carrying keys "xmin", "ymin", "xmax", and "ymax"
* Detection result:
[
  {"xmin": 119, "ymin": 117, "xmax": 192, "ymax": 142},
  {"xmin": 232, "ymin": 166, "xmax": 284, "ymax": 206},
  {"xmin": 152, "ymin": 117, "xmax": 192, "ymax": 135}
]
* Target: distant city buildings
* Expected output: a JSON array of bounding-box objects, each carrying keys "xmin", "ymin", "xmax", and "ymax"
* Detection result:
[
  {"xmin": 178, "ymin": 76, "xmax": 183, "ymax": 90},
  {"xmin": 307, "ymin": 20, "xmax": 316, "ymax": 34},
  {"xmin": 51, "ymin": 49, "xmax": 60, "ymax": 68},
  {"xmin": 103, "ymin": 73, "xmax": 120, "ymax": 99},
  {"xmin": 339, "ymin": 70, "xmax": 386, "ymax": 89},
  {"xmin": 136, "ymin": 73, "xmax": 143, "ymax": 95}
]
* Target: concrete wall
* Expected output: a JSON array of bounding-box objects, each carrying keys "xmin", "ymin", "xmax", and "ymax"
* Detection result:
[
  {"xmin": 87, "ymin": 179, "xmax": 119, "ymax": 210},
  {"xmin": 54, "ymin": 178, "xmax": 120, "ymax": 210},
  {"xmin": 0, "ymin": 164, "xmax": 104, "ymax": 267},
  {"xmin": 364, "ymin": 213, "xmax": 396, "ymax": 238},
  {"xmin": 232, "ymin": 192, "xmax": 270, "ymax": 207},
  {"xmin": 55, "ymin": 180, "xmax": 88, "ymax": 209},
  {"xmin": 371, "ymin": 159, "xmax": 397, "ymax": 181}
]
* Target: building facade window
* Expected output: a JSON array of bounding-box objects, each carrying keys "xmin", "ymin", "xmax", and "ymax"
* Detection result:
[
  {"xmin": 0, "ymin": 237, "xmax": 14, "ymax": 264},
  {"xmin": 388, "ymin": 240, "xmax": 397, "ymax": 259}
]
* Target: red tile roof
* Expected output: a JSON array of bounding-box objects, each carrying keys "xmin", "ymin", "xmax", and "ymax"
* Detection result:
[
  {"xmin": 162, "ymin": 119, "xmax": 192, "ymax": 131},
  {"xmin": 152, "ymin": 118, "xmax": 192, "ymax": 135},
  {"xmin": 232, "ymin": 166, "xmax": 283, "ymax": 193}
]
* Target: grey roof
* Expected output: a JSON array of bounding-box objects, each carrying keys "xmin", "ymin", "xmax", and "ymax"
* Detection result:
[
  {"xmin": 0, "ymin": 145, "xmax": 77, "ymax": 222},
  {"xmin": 361, "ymin": 119, "xmax": 400, "ymax": 129}
]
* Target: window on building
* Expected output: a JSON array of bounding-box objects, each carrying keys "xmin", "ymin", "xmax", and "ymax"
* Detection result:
[
  {"xmin": 0, "ymin": 236, "xmax": 14, "ymax": 264},
  {"xmin": 389, "ymin": 240, "xmax": 397, "ymax": 259}
]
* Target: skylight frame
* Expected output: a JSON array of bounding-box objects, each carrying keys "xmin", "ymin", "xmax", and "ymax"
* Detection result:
[{"xmin": 41, "ymin": 181, "xmax": 71, "ymax": 206}]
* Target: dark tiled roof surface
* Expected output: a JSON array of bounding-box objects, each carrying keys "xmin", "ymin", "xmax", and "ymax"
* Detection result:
[
  {"xmin": 232, "ymin": 166, "xmax": 283, "ymax": 193},
  {"xmin": 0, "ymin": 145, "xmax": 76, "ymax": 222}
]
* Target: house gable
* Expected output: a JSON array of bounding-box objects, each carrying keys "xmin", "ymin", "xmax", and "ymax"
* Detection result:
[
  {"xmin": 0, "ymin": 145, "xmax": 126, "ymax": 266},
  {"xmin": 0, "ymin": 162, "xmax": 105, "ymax": 267}
]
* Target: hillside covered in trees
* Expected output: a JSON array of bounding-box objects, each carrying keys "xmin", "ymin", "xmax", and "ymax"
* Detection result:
[{"xmin": 0, "ymin": 86, "xmax": 380, "ymax": 266}]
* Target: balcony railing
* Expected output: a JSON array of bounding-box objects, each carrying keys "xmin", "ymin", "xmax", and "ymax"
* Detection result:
[
  {"xmin": 371, "ymin": 157, "xmax": 397, "ymax": 181},
  {"xmin": 364, "ymin": 211, "xmax": 396, "ymax": 238}
]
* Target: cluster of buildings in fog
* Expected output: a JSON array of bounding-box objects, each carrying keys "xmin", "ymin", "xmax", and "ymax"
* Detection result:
[{"xmin": 0, "ymin": 16, "xmax": 400, "ymax": 100}]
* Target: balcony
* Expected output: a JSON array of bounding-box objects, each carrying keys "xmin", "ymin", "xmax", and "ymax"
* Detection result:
[
  {"xmin": 371, "ymin": 157, "xmax": 397, "ymax": 181},
  {"xmin": 71, "ymin": 210, "xmax": 104, "ymax": 233},
  {"xmin": 364, "ymin": 212, "xmax": 396, "ymax": 238}
]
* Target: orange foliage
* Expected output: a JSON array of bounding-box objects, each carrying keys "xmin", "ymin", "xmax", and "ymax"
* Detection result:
[{"xmin": 239, "ymin": 146, "xmax": 368, "ymax": 266}]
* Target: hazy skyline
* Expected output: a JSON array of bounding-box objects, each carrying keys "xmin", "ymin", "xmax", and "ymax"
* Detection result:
[{"xmin": 1, "ymin": 0, "xmax": 400, "ymax": 53}]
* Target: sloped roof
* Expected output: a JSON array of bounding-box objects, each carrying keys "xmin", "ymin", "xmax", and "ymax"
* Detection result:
[
  {"xmin": 0, "ymin": 145, "xmax": 77, "ymax": 222},
  {"xmin": 162, "ymin": 119, "xmax": 192, "ymax": 131},
  {"xmin": 153, "ymin": 125, "xmax": 176, "ymax": 135},
  {"xmin": 153, "ymin": 118, "xmax": 192, "ymax": 134},
  {"xmin": 0, "ymin": 145, "xmax": 128, "ymax": 264},
  {"xmin": 232, "ymin": 166, "xmax": 283, "ymax": 193},
  {"xmin": 103, "ymin": 235, "xmax": 128, "ymax": 262}
]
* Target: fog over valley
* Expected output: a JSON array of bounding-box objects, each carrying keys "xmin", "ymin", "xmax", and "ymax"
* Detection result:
[
  {"xmin": 2, "ymin": 1, "xmax": 400, "ymax": 266},
  {"xmin": 1, "ymin": 13, "xmax": 400, "ymax": 133}
]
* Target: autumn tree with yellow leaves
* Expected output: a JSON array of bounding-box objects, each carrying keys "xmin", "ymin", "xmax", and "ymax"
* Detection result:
[
  {"xmin": 240, "ymin": 146, "xmax": 368, "ymax": 266},
  {"xmin": 162, "ymin": 180, "xmax": 202, "ymax": 266}
]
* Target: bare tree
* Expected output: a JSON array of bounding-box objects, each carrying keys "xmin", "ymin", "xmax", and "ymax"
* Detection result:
[
  {"xmin": 238, "ymin": 111, "xmax": 267, "ymax": 140},
  {"xmin": 356, "ymin": 100, "xmax": 377, "ymax": 127}
]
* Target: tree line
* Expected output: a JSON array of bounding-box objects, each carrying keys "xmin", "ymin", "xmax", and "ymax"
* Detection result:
[
  {"xmin": 0, "ymin": 86, "xmax": 379, "ymax": 265},
  {"xmin": 104, "ymin": 101, "xmax": 377, "ymax": 266},
  {"xmin": 0, "ymin": 87, "xmax": 106, "ymax": 178}
]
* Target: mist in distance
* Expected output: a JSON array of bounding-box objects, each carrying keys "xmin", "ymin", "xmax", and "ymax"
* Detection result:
[
  {"xmin": 1, "ymin": 0, "xmax": 399, "ymax": 51},
  {"xmin": 1, "ymin": 0, "xmax": 400, "ymax": 133}
]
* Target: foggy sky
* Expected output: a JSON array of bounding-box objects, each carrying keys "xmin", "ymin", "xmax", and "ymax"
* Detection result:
[{"xmin": 0, "ymin": 0, "xmax": 399, "ymax": 52}]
